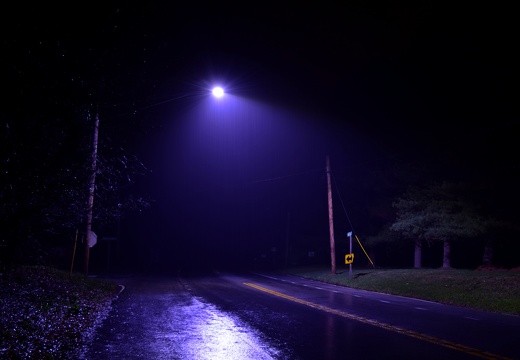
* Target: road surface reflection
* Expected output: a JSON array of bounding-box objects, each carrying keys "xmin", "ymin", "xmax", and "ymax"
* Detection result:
[
  {"xmin": 82, "ymin": 277, "xmax": 287, "ymax": 359},
  {"xmin": 163, "ymin": 296, "xmax": 280, "ymax": 359}
]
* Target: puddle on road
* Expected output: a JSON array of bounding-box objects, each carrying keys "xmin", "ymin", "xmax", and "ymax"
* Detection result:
[{"xmin": 153, "ymin": 296, "xmax": 285, "ymax": 360}]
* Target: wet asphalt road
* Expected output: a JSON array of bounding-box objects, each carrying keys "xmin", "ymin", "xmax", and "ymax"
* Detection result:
[
  {"xmin": 82, "ymin": 274, "xmax": 280, "ymax": 359},
  {"xmin": 82, "ymin": 271, "xmax": 520, "ymax": 360}
]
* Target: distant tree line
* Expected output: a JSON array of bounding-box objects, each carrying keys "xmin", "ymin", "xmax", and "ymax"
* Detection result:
[
  {"xmin": 1, "ymin": 107, "xmax": 151, "ymax": 270},
  {"xmin": 1, "ymin": 8, "xmax": 155, "ymax": 270},
  {"xmin": 365, "ymin": 180, "xmax": 519, "ymax": 269},
  {"xmin": 392, "ymin": 181, "xmax": 512, "ymax": 268}
]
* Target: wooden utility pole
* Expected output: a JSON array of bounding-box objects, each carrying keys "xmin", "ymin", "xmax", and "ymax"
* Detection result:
[
  {"xmin": 285, "ymin": 212, "xmax": 291, "ymax": 268},
  {"xmin": 326, "ymin": 155, "xmax": 336, "ymax": 274},
  {"xmin": 84, "ymin": 112, "xmax": 100, "ymax": 275}
]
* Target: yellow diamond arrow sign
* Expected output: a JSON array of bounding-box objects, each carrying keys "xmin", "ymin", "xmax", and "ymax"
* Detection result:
[{"xmin": 345, "ymin": 253, "xmax": 354, "ymax": 264}]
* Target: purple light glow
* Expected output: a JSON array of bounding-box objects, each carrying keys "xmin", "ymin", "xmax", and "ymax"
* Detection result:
[{"xmin": 212, "ymin": 86, "xmax": 224, "ymax": 98}]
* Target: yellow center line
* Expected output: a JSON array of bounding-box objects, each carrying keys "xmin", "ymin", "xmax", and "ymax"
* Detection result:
[{"xmin": 244, "ymin": 282, "xmax": 511, "ymax": 360}]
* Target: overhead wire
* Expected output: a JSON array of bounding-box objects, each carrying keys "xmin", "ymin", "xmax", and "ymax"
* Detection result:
[
  {"xmin": 331, "ymin": 171, "xmax": 355, "ymax": 234},
  {"xmin": 249, "ymin": 167, "xmax": 324, "ymax": 185},
  {"xmin": 332, "ymin": 169, "xmax": 376, "ymax": 268}
]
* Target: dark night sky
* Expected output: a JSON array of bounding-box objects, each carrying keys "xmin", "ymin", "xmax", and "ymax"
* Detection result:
[{"xmin": 2, "ymin": 2, "xmax": 518, "ymax": 270}]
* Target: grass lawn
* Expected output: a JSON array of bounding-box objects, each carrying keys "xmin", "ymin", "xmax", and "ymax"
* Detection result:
[{"xmin": 0, "ymin": 266, "xmax": 120, "ymax": 359}]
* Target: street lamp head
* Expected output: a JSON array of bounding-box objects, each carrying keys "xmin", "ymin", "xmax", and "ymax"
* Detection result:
[{"xmin": 212, "ymin": 86, "xmax": 224, "ymax": 98}]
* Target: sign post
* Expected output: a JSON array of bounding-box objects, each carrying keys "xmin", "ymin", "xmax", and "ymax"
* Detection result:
[{"xmin": 347, "ymin": 231, "xmax": 353, "ymax": 279}]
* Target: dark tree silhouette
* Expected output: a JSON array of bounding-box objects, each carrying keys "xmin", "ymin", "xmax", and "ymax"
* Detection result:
[{"xmin": 391, "ymin": 182, "xmax": 485, "ymax": 269}]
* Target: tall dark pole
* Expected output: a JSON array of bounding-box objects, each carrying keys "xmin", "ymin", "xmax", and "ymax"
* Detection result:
[
  {"xmin": 326, "ymin": 155, "xmax": 336, "ymax": 274},
  {"xmin": 285, "ymin": 212, "xmax": 291, "ymax": 268},
  {"xmin": 84, "ymin": 112, "xmax": 99, "ymax": 275}
]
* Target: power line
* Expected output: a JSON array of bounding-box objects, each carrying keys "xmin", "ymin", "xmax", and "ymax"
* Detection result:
[
  {"xmin": 249, "ymin": 168, "xmax": 323, "ymax": 185},
  {"xmin": 332, "ymin": 171, "xmax": 356, "ymax": 235}
]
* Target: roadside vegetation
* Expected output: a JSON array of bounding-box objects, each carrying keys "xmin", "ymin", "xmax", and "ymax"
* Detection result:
[
  {"xmin": 284, "ymin": 266, "xmax": 520, "ymax": 316},
  {"xmin": 0, "ymin": 266, "xmax": 120, "ymax": 360}
]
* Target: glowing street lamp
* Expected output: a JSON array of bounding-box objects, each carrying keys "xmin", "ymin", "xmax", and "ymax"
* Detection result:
[{"xmin": 212, "ymin": 86, "xmax": 224, "ymax": 98}]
